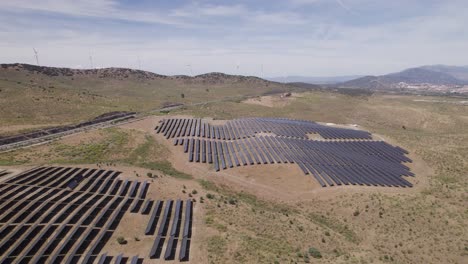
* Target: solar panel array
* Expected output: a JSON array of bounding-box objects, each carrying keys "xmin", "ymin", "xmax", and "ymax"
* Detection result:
[
  {"xmin": 0, "ymin": 111, "xmax": 136, "ymax": 148},
  {"xmin": 0, "ymin": 170, "xmax": 11, "ymax": 179},
  {"xmin": 156, "ymin": 117, "xmax": 414, "ymax": 187},
  {"xmin": 146, "ymin": 199, "xmax": 193, "ymax": 261},
  {"xmin": 0, "ymin": 166, "xmax": 193, "ymax": 263},
  {"xmin": 95, "ymin": 253, "xmax": 142, "ymax": 264},
  {"xmin": 157, "ymin": 117, "xmax": 372, "ymax": 140}
]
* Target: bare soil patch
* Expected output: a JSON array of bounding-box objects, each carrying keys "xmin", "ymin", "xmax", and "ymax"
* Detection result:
[{"xmin": 243, "ymin": 94, "xmax": 296, "ymax": 108}]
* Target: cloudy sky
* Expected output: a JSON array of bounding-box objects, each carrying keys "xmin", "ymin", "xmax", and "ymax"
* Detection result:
[{"xmin": 0, "ymin": 0, "xmax": 467, "ymax": 77}]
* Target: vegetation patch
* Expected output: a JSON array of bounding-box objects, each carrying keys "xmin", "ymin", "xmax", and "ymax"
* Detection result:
[
  {"xmin": 207, "ymin": 235, "xmax": 227, "ymax": 262},
  {"xmin": 308, "ymin": 213, "xmax": 359, "ymax": 243},
  {"xmin": 52, "ymin": 128, "xmax": 129, "ymax": 164},
  {"xmin": 138, "ymin": 161, "xmax": 192, "ymax": 179}
]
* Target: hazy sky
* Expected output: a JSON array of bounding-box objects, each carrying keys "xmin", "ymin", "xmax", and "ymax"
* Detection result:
[{"xmin": 0, "ymin": 0, "xmax": 467, "ymax": 77}]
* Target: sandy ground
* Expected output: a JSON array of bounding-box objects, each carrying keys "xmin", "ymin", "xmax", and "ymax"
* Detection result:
[{"xmin": 243, "ymin": 94, "xmax": 297, "ymax": 108}]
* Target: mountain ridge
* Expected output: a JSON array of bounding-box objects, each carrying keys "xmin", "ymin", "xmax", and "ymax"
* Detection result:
[
  {"xmin": 267, "ymin": 75, "xmax": 363, "ymax": 84},
  {"xmin": 0, "ymin": 63, "xmax": 270, "ymax": 83},
  {"xmin": 339, "ymin": 65, "xmax": 468, "ymax": 92}
]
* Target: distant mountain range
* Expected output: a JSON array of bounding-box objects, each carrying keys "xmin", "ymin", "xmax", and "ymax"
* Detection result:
[
  {"xmin": 339, "ymin": 65, "xmax": 468, "ymax": 91},
  {"xmin": 267, "ymin": 75, "xmax": 363, "ymax": 84}
]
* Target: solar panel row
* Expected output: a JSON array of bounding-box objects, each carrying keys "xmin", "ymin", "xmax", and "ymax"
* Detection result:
[
  {"xmin": 155, "ymin": 116, "xmax": 413, "ymax": 187},
  {"xmin": 179, "ymin": 136, "xmax": 412, "ymax": 187},
  {"xmin": 148, "ymin": 199, "xmax": 192, "ymax": 261},
  {"xmin": 96, "ymin": 253, "xmax": 142, "ymax": 264},
  {"xmin": 0, "ymin": 112, "xmax": 136, "ymax": 148},
  {"xmin": 0, "ymin": 167, "xmax": 151, "ymax": 263},
  {"xmin": 157, "ymin": 117, "xmax": 372, "ymax": 140}
]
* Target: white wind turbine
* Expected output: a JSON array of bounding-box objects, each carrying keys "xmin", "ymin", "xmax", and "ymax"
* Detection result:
[
  {"xmin": 33, "ymin": 48, "xmax": 39, "ymax": 66},
  {"xmin": 186, "ymin": 64, "xmax": 193, "ymax": 76},
  {"xmin": 89, "ymin": 51, "xmax": 94, "ymax": 69}
]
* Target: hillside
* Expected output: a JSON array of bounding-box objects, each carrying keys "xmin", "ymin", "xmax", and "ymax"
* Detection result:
[
  {"xmin": 419, "ymin": 65, "xmax": 468, "ymax": 82},
  {"xmin": 339, "ymin": 65, "xmax": 468, "ymax": 93},
  {"xmin": 341, "ymin": 69, "xmax": 462, "ymax": 89},
  {"xmin": 0, "ymin": 63, "xmax": 297, "ymax": 130},
  {"xmin": 1, "ymin": 91, "xmax": 466, "ymax": 263},
  {"xmin": 268, "ymin": 75, "xmax": 363, "ymax": 84},
  {"xmin": 384, "ymin": 68, "xmax": 464, "ymax": 85}
]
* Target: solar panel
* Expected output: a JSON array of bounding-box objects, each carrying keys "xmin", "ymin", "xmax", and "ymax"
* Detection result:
[
  {"xmin": 155, "ymin": 117, "xmax": 413, "ymax": 188},
  {"xmin": 145, "ymin": 200, "xmax": 163, "ymax": 235}
]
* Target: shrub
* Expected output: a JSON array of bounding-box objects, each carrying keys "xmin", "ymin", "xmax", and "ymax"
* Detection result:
[
  {"xmin": 308, "ymin": 247, "xmax": 322, "ymax": 259},
  {"xmin": 192, "ymin": 189, "xmax": 198, "ymax": 195},
  {"xmin": 147, "ymin": 172, "xmax": 153, "ymax": 178},
  {"xmin": 353, "ymin": 210, "xmax": 360, "ymax": 216},
  {"xmin": 228, "ymin": 198, "xmax": 237, "ymax": 205},
  {"xmin": 206, "ymin": 193, "xmax": 215, "ymax": 199},
  {"xmin": 325, "ymin": 231, "xmax": 331, "ymax": 236},
  {"xmin": 117, "ymin": 236, "xmax": 127, "ymax": 245}
]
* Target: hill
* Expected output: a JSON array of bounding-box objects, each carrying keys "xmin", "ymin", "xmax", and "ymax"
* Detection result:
[
  {"xmin": 339, "ymin": 65, "xmax": 468, "ymax": 93},
  {"xmin": 1, "ymin": 91, "xmax": 466, "ymax": 263},
  {"xmin": 419, "ymin": 64, "xmax": 468, "ymax": 82},
  {"xmin": 268, "ymin": 75, "xmax": 363, "ymax": 84},
  {"xmin": 0, "ymin": 63, "xmax": 299, "ymax": 131}
]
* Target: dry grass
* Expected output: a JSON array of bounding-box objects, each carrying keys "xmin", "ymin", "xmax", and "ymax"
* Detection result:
[
  {"xmin": 1, "ymin": 90, "xmax": 466, "ymax": 263},
  {"xmin": 0, "ymin": 67, "xmax": 292, "ymax": 129},
  {"xmin": 174, "ymin": 91, "xmax": 468, "ymax": 263}
]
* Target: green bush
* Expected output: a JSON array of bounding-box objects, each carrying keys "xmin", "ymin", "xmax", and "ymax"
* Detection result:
[
  {"xmin": 308, "ymin": 247, "xmax": 322, "ymax": 259},
  {"xmin": 228, "ymin": 198, "xmax": 237, "ymax": 205},
  {"xmin": 206, "ymin": 193, "xmax": 215, "ymax": 199},
  {"xmin": 117, "ymin": 236, "xmax": 127, "ymax": 245}
]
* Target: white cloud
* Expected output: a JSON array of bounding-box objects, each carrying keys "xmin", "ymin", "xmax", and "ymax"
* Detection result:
[
  {"xmin": 0, "ymin": 1, "xmax": 467, "ymax": 76},
  {"xmin": 177, "ymin": 4, "xmax": 247, "ymax": 17},
  {"xmin": 0, "ymin": 0, "xmax": 187, "ymax": 26}
]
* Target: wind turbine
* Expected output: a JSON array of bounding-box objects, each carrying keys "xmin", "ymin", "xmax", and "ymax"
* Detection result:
[
  {"xmin": 33, "ymin": 48, "xmax": 39, "ymax": 66},
  {"xmin": 89, "ymin": 51, "xmax": 94, "ymax": 69},
  {"xmin": 186, "ymin": 64, "xmax": 193, "ymax": 76}
]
